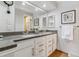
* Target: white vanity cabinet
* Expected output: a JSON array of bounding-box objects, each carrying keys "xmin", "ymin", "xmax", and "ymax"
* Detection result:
[
  {"xmin": 0, "ymin": 33, "xmax": 57, "ymax": 57},
  {"xmin": 14, "ymin": 39, "xmax": 35, "ymax": 57},
  {"xmin": 34, "ymin": 33, "xmax": 57, "ymax": 57}
]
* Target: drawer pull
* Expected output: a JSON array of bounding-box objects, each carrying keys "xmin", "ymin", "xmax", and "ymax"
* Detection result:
[
  {"xmin": 39, "ymin": 44, "xmax": 44, "ymax": 47},
  {"xmin": 37, "ymin": 41, "xmax": 42, "ymax": 44},
  {"xmin": 48, "ymin": 41, "xmax": 51, "ymax": 43},
  {"xmin": 48, "ymin": 44, "xmax": 52, "ymax": 47},
  {"xmin": 39, "ymin": 49, "xmax": 44, "ymax": 52}
]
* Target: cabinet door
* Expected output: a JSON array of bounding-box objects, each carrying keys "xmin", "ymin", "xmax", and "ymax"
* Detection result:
[
  {"xmin": 14, "ymin": 46, "xmax": 34, "ymax": 57},
  {"xmin": 35, "ymin": 43, "xmax": 46, "ymax": 57},
  {"xmin": 36, "ymin": 48, "xmax": 46, "ymax": 57}
]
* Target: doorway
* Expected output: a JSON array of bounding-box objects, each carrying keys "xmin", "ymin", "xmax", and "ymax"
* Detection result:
[{"xmin": 24, "ymin": 16, "xmax": 31, "ymax": 32}]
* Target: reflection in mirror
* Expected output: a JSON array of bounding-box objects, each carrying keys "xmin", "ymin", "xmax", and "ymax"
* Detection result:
[
  {"xmin": 42, "ymin": 17, "xmax": 46, "ymax": 27},
  {"xmin": 15, "ymin": 8, "xmax": 33, "ymax": 33}
]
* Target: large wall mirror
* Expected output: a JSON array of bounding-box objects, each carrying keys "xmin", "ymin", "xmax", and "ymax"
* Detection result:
[
  {"xmin": 34, "ymin": 18, "xmax": 39, "ymax": 26},
  {"xmin": 0, "ymin": 2, "xmax": 33, "ymax": 33}
]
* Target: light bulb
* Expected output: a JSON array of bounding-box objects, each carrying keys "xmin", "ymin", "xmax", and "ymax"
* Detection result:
[
  {"xmin": 43, "ymin": 4, "xmax": 46, "ymax": 7},
  {"xmin": 35, "ymin": 8, "xmax": 38, "ymax": 11},
  {"xmin": 22, "ymin": 2, "xmax": 25, "ymax": 5}
]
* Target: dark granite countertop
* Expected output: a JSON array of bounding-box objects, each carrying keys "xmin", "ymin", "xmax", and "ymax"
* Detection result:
[
  {"xmin": 14, "ymin": 32, "xmax": 57, "ymax": 42},
  {"xmin": 0, "ymin": 31, "xmax": 57, "ymax": 52},
  {"xmin": 0, "ymin": 44, "xmax": 17, "ymax": 52}
]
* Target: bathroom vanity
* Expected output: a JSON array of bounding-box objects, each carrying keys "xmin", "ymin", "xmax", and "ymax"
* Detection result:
[{"xmin": 0, "ymin": 31, "xmax": 57, "ymax": 57}]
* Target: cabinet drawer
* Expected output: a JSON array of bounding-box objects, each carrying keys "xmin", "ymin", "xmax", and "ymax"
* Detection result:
[
  {"xmin": 38, "ymin": 49, "xmax": 44, "ymax": 53},
  {"xmin": 47, "ymin": 40, "xmax": 52, "ymax": 44},
  {"xmin": 35, "ymin": 39, "xmax": 45, "ymax": 44},
  {"xmin": 47, "ymin": 43, "xmax": 52, "ymax": 47},
  {"xmin": 38, "ymin": 44, "xmax": 44, "ymax": 47},
  {"xmin": 35, "ymin": 48, "xmax": 46, "ymax": 57},
  {"xmin": 35, "ymin": 41, "xmax": 45, "ymax": 49},
  {"xmin": 35, "ymin": 43, "xmax": 45, "ymax": 50},
  {"xmin": 46, "ymin": 35, "xmax": 53, "ymax": 40},
  {"xmin": 16, "ymin": 40, "xmax": 34, "ymax": 49}
]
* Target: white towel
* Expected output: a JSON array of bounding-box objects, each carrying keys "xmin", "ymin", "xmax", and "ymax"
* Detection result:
[{"xmin": 61, "ymin": 25, "xmax": 73, "ymax": 40}]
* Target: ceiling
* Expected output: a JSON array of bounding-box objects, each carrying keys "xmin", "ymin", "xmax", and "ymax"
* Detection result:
[{"xmin": 15, "ymin": 1, "xmax": 57, "ymax": 16}]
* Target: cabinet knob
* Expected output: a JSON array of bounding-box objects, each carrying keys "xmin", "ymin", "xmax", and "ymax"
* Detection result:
[{"xmin": 39, "ymin": 49, "xmax": 44, "ymax": 53}]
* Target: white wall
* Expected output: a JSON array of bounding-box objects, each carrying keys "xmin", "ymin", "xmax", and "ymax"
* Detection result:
[
  {"xmin": 0, "ymin": 1, "xmax": 15, "ymax": 32},
  {"xmin": 15, "ymin": 8, "xmax": 32, "ymax": 32},
  {"xmin": 55, "ymin": 1, "xmax": 79, "ymax": 53},
  {"xmin": 38, "ymin": 10, "xmax": 59, "ymax": 31},
  {"xmin": 0, "ymin": 1, "xmax": 33, "ymax": 32},
  {"xmin": 39, "ymin": 1, "xmax": 79, "ymax": 54}
]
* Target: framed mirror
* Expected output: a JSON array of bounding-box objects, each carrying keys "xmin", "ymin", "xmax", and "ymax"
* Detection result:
[
  {"xmin": 48, "ymin": 16, "xmax": 55, "ymax": 28},
  {"xmin": 34, "ymin": 18, "xmax": 39, "ymax": 26},
  {"xmin": 42, "ymin": 17, "xmax": 46, "ymax": 27}
]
